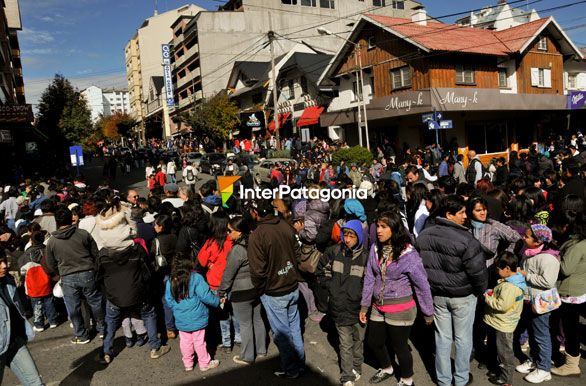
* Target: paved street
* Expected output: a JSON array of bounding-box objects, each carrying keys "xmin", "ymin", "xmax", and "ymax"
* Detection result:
[{"xmin": 4, "ymin": 161, "xmax": 584, "ymax": 386}]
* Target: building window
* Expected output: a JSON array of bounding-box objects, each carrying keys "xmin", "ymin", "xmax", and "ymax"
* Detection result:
[
  {"xmin": 368, "ymin": 36, "xmax": 376, "ymax": 50},
  {"xmin": 568, "ymin": 73, "xmax": 577, "ymax": 89},
  {"xmin": 456, "ymin": 65, "xmax": 475, "ymax": 85},
  {"xmin": 352, "ymin": 81, "xmax": 362, "ymax": 102},
  {"xmin": 369, "ymin": 76, "xmax": 374, "ymax": 96},
  {"xmin": 300, "ymin": 76, "xmax": 309, "ymax": 95},
  {"xmin": 288, "ymin": 79, "xmax": 295, "ymax": 99},
  {"xmin": 373, "ymin": 0, "xmax": 403, "ymax": 7},
  {"xmin": 320, "ymin": 0, "xmax": 334, "ymax": 9},
  {"xmin": 301, "ymin": 0, "xmax": 316, "ymax": 6},
  {"xmin": 391, "ymin": 66, "xmax": 412, "ymax": 89},
  {"xmin": 498, "ymin": 68, "xmax": 508, "ymax": 88},
  {"xmin": 531, "ymin": 67, "xmax": 552, "ymax": 88},
  {"xmin": 281, "ymin": 0, "xmax": 297, "ymax": 4},
  {"xmin": 373, "ymin": 0, "xmax": 384, "ymax": 6},
  {"xmin": 392, "ymin": 0, "xmax": 404, "ymax": 9},
  {"xmin": 538, "ymin": 36, "xmax": 547, "ymax": 51}
]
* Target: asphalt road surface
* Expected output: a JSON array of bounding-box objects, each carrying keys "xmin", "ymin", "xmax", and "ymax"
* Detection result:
[{"xmin": 5, "ymin": 160, "xmax": 584, "ymax": 386}]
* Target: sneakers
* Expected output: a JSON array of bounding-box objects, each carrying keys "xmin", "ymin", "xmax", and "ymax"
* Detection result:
[
  {"xmin": 352, "ymin": 369, "xmax": 361, "ymax": 381},
  {"xmin": 150, "ymin": 345, "xmax": 171, "ymax": 359},
  {"xmin": 101, "ymin": 354, "xmax": 112, "ymax": 365},
  {"xmin": 71, "ymin": 337, "xmax": 90, "ymax": 344},
  {"xmin": 33, "ymin": 326, "xmax": 45, "ymax": 332},
  {"xmin": 516, "ymin": 360, "xmax": 536, "ymax": 374},
  {"xmin": 524, "ymin": 369, "xmax": 552, "ymax": 384},
  {"xmin": 521, "ymin": 341, "xmax": 530, "ymax": 352},
  {"xmin": 342, "ymin": 381, "xmax": 355, "ymax": 386},
  {"xmin": 397, "ymin": 380, "xmax": 415, "ymax": 386},
  {"xmin": 233, "ymin": 355, "xmax": 253, "ymax": 365},
  {"xmin": 201, "ymin": 359, "xmax": 220, "ymax": 372},
  {"xmin": 125, "ymin": 337, "xmax": 135, "ymax": 348},
  {"xmin": 135, "ymin": 333, "xmax": 147, "ymax": 347},
  {"xmin": 185, "ymin": 367, "xmax": 193, "ymax": 372},
  {"xmin": 49, "ymin": 324, "xmax": 58, "ymax": 329},
  {"xmin": 274, "ymin": 370, "xmax": 300, "ymax": 379},
  {"xmin": 369, "ymin": 368, "xmax": 394, "ymax": 384}
]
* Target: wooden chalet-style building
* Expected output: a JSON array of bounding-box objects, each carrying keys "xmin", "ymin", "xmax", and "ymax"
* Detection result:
[{"xmin": 319, "ymin": 13, "xmax": 584, "ymax": 153}]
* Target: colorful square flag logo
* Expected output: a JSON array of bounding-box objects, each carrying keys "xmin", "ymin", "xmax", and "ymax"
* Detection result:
[{"xmin": 218, "ymin": 176, "xmax": 241, "ymax": 208}]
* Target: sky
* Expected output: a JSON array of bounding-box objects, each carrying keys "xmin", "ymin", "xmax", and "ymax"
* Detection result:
[{"xmin": 18, "ymin": 0, "xmax": 586, "ymax": 109}]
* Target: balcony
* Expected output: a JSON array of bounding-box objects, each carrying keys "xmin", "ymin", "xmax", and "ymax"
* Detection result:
[
  {"xmin": 174, "ymin": 43, "xmax": 198, "ymax": 70},
  {"xmin": 177, "ymin": 69, "xmax": 201, "ymax": 91},
  {"xmin": 146, "ymin": 97, "xmax": 163, "ymax": 117}
]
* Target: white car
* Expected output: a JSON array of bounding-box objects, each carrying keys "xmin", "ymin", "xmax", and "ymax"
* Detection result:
[{"xmin": 252, "ymin": 158, "xmax": 297, "ymax": 185}]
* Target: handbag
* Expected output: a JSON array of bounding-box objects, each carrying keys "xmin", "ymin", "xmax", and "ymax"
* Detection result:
[
  {"xmin": 530, "ymin": 287, "xmax": 561, "ymax": 314},
  {"xmin": 52, "ymin": 280, "xmax": 63, "ymax": 298},
  {"xmin": 296, "ymin": 243, "xmax": 322, "ymax": 274},
  {"xmin": 154, "ymin": 238, "xmax": 168, "ymax": 269}
]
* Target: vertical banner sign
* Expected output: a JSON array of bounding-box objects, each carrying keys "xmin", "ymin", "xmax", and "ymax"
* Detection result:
[
  {"xmin": 161, "ymin": 44, "xmax": 175, "ymax": 107},
  {"xmin": 69, "ymin": 145, "xmax": 84, "ymax": 166}
]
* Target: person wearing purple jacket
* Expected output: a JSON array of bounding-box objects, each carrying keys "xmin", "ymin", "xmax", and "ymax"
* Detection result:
[{"xmin": 359, "ymin": 211, "xmax": 434, "ymax": 386}]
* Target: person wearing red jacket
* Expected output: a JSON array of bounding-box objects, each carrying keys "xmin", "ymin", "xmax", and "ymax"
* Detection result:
[{"xmin": 197, "ymin": 212, "xmax": 240, "ymax": 352}]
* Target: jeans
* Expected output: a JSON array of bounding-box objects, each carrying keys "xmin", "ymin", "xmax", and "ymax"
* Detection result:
[
  {"xmin": 167, "ymin": 173, "xmax": 176, "ymax": 183},
  {"xmin": 261, "ymin": 288, "xmax": 305, "ymax": 374},
  {"xmin": 529, "ymin": 308, "xmax": 552, "ymax": 371},
  {"xmin": 179, "ymin": 330, "xmax": 210, "ymax": 369},
  {"xmin": 232, "ymin": 299, "xmax": 267, "ymax": 362},
  {"xmin": 211, "ymin": 290, "xmax": 241, "ymax": 347},
  {"xmin": 30, "ymin": 296, "xmax": 58, "ymax": 328},
  {"xmin": 103, "ymin": 300, "xmax": 161, "ymax": 355},
  {"xmin": 61, "ymin": 270, "xmax": 104, "ymax": 340},
  {"xmin": 0, "ymin": 337, "xmax": 43, "ymax": 386},
  {"xmin": 433, "ymin": 294, "xmax": 477, "ymax": 386},
  {"xmin": 494, "ymin": 328, "xmax": 515, "ymax": 384},
  {"xmin": 337, "ymin": 323, "xmax": 365, "ymax": 383}
]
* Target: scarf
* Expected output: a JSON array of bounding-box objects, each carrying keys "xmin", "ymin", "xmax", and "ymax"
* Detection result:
[
  {"xmin": 470, "ymin": 219, "xmax": 485, "ymax": 230},
  {"xmin": 524, "ymin": 244, "xmax": 544, "ymax": 257},
  {"xmin": 203, "ymin": 195, "xmax": 221, "ymax": 206}
]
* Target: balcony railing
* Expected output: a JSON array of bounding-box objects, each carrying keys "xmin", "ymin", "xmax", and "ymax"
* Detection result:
[{"xmin": 147, "ymin": 98, "xmax": 163, "ymax": 115}]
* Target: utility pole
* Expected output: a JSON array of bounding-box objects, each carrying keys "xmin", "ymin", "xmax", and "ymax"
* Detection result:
[
  {"xmin": 357, "ymin": 46, "xmax": 370, "ymax": 151},
  {"xmin": 268, "ymin": 14, "xmax": 281, "ymax": 150},
  {"xmin": 354, "ymin": 48, "xmax": 362, "ymax": 147}
]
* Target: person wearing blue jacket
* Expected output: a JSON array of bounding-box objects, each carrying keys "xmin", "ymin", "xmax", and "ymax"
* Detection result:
[
  {"xmin": 165, "ymin": 255, "xmax": 221, "ymax": 372},
  {"xmin": 0, "ymin": 253, "xmax": 44, "ymax": 385}
]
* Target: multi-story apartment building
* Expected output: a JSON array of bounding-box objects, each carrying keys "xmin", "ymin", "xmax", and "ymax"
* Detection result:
[
  {"xmin": 0, "ymin": 0, "xmax": 24, "ymax": 106},
  {"xmin": 169, "ymin": 0, "xmax": 422, "ymax": 121},
  {"xmin": 124, "ymin": 4, "xmax": 203, "ymax": 139},
  {"xmin": 319, "ymin": 12, "xmax": 583, "ymax": 152},
  {"xmin": 81, "ymin": 86, "xmax": 131, "ymax": 123},
  {"xmin": 456, "ymin": 0, "xmax": 540, "ymax": 30}
]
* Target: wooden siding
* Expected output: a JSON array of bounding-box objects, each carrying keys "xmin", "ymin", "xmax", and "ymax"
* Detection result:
[
  {"xmin": 428, "ymin": 55, "xmax": 499, "ymax": 88},
  {"xmin": 516, "ymin": 34, "xmax": 564, "ymax": 94}
]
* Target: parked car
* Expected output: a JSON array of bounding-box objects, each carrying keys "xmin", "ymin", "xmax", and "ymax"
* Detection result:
[
  {"xmin": 162, "ymin": 150, "xmax": 181, "ymax": 166},
  {"xmin": 229, "ymin": 154, "xmax": 260, "ymax": 171},
  {"xmin": 199, "ymin": 153, "xmax": 227, "ymax": 175},
  {"xmin": 252, "ymin": 158, "xmax": 297, "ymax": 185},
  {"xmin": 185, "ymin": 152, "xmax": 204, "ymax": 168}
]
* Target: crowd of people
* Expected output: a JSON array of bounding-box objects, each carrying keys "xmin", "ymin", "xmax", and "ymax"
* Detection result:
[{"xmin": 0, "ymin": 132, "xmax": 585, "ymax": 386}]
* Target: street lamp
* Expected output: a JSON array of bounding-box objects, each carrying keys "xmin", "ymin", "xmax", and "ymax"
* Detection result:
[{"xmin": 317, "ymin": 27, "xmax": 370, "ymax": 150}]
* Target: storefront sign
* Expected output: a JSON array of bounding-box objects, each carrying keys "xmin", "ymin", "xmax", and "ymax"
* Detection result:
[
  {"xmin": 385, "ymin": 91, "xmax": 426, "ymax": 112},
  {"xmin": 0, "ymin": 130, "xmax": 12, "ymax": 143},
  {"xmin": 0, "ymin": 104, "xmax": 33, "ymax": 123},
  {"xmin": 568, "ymin": 91, "xmax": 586, "ymax": 110},
  {"xmin": 161, "ymin": 44, "xmax": 175, "ymax": 107},
  {"xmin": 437, "ymin": 90, "xmax": 479, "ymax": 109},
  {"xmin": 240, "ymin": 112, "xmax": 264, "ymax": 130}
]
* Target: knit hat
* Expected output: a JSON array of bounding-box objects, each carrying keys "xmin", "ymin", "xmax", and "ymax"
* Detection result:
[
  {"xmin": 344, "ymin": 199, "xmax": 367, "ymax": 222},
  {"xmin": 530, "ymin": 224, "xmax": 552, "ymax": 244}
]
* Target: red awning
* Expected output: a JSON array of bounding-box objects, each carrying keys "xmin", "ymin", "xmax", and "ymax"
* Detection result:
[
  {"xmin": 296, "ymin": 106, "xmax": 325, "ymax": 127},
  {"xmin": 268, "ymin": 112, "xmax": 291, "ymax": 132}
]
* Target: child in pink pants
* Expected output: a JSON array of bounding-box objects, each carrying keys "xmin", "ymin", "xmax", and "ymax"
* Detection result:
[{"xmin": 165, "ymin": 256, "xmax": 221, "ymax": 371}]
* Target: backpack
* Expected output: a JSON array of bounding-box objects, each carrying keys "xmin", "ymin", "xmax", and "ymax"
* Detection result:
[
  {"xmin": 185, "ymin": 168, "xmax": 195, "ymax": 182},
  {"xmin": 23, "ymin": 252, "xmax": 52, "ymax": 297},
  {"xmin": 466, "ymin": 159, "xmax": 489, "ymax": 183}
]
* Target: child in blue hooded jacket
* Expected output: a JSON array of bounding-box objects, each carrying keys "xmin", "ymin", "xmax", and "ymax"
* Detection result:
[{"xmin": 165, "ymin": 255, "xmax": 220, "ymax": 372}]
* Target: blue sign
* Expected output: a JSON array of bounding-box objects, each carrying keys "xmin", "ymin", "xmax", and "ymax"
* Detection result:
[
  {"xmin": 568, "ymin": 91, "xmax": 586, "ymax": 110},
  {"xmin": 69, "ymin": 145, "xmax": 84, "ymax": 166},
  {"xmin": 434, "ymin": 111, "xmax": 443, "ymax": 121},
  {"xmin": 161, "ymin": 44, "xmax": 175, "ymax": 107},
  {"xmin": 428, "ymin": 121, "xmax": 439, "ymax": 130},
  {"xmin": 422, "ymin": 113, "xmax": 434, "ymax": 123},
  {"xmin": 439, "ymin": 120, "xmax": 453, "ymax": 129}
]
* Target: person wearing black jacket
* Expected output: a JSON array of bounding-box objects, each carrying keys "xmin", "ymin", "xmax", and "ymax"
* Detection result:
[
  {"xmin": 97, "ymin": 242, "xmax": 170, "ymax": 364},
  {"xmin": 416, "ymin": 195, "xmax": 488, "ymax": 386},
  {"xmin": 315, "ymin": 220, "xmax": 368, "ymax": 386}
]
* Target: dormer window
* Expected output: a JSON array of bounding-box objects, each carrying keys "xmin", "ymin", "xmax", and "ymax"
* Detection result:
[
  {"xmin": 368, "ymin": 36, "xmax": 376, "ymax": 50},
  {"xmin": 538, "ymin": 37, "xmax": 547, "ymax": 51}
]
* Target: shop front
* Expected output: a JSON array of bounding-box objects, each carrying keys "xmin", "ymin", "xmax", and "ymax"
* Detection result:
[{"xmin": 321, "ymin": 88, "xmax": 568, "ymax": 152}]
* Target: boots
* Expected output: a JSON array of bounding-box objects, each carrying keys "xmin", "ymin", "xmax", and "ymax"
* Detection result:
[{"xmin": 551, "ymin": 353, "xmax": 581, "ymax": 377}]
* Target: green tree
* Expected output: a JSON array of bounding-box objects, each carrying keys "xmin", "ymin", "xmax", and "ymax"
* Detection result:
[
  {"xmin": 59, "ymin": 91, "xmax": 92, "ymax": 144},
  {"xmin": 177, "ymin": 92, "xmax": 239, "ymax": 145}
]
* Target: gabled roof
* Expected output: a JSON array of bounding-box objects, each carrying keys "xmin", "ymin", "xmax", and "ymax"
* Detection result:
[
  {"xmin": 319, "ymin": 14, "xmax": 583, "ymax": 85},
  {"xmin": 226, "ymin": 61, "xmax": 271, "ymax": 91},
  {"xmin": 280, "ymin": 52, "xmax": 334, "ymax": 84},
  {"xmin": 151, "ymin": 76, "xmax": 164, "ymax": 94}
]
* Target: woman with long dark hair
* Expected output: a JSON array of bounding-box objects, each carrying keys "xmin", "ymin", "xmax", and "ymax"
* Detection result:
[
  {"xmin": 406, "ymin": 183, "xmax": 428, "ymax": 237},
  {"xmin": 197, "ymin": 212, "xmax": 239, "ymax": 352},
  {"xmin": 359, "ymin": 211, "xmax": 433, "ymax": 386},
  {"xmin": 218, "ymin": 216, "xmax": 266, "ymax": 364}
]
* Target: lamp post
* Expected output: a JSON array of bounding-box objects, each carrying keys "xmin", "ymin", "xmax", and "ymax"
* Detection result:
[{"xmin": 317, "ymin": 27, "xmax": 370, "ymax": 150}]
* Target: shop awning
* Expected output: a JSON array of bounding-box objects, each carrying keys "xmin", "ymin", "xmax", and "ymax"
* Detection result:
[
  {"xmin": 268, "ymin": 112, "xmax": 291, "ymax": 132},
  {"xmin": 296, "ymin": 106, "xmax": 325, "ymax": 127}
]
